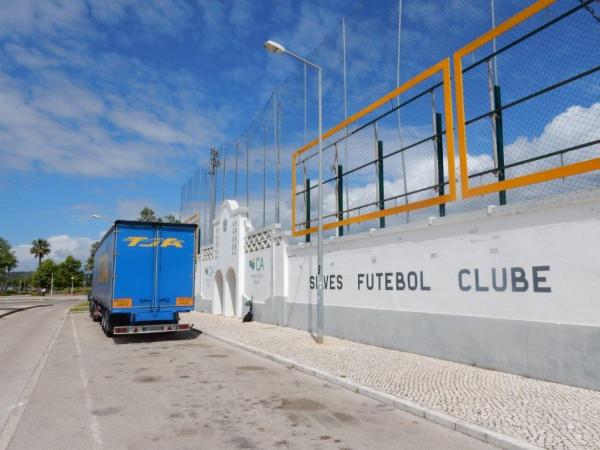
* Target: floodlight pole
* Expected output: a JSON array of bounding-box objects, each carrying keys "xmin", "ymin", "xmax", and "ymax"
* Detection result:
[
  {"xmin": 265, "ymin": 43, "xmax": 324, "ymax": 343},
  {"xmin": 209, "ymin": 147, "xmax": 221, "ymax": 244}
]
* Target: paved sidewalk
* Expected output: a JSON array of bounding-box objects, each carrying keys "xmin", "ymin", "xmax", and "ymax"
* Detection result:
[{"xmin": 183, "ymin": 311, "xmax": 600, "ymax": 449}]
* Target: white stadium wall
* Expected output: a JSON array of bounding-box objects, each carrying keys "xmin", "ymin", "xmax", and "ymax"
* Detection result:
[{"xmin": 197, "ymin": 189, "xmax": 600, "ymax": 390}]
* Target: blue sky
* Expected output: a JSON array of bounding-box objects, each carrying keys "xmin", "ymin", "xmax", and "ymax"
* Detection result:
[
  {"xmin": 0, "ymin": 0, "xmax": 351, "ymax": 269},
  {"xmin": 1, "ymin": 0, "xmax": 598, "ymax": 270}
]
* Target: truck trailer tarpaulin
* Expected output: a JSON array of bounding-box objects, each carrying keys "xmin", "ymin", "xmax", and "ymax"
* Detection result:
[{"xmin": 89, "ymin": 220, "xmax": 197, "ymax": 337}]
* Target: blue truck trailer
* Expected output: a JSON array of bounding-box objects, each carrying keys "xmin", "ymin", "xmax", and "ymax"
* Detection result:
[{"xmin": 89, "ymin": 220, "xmax": 197, "ymax": 337}]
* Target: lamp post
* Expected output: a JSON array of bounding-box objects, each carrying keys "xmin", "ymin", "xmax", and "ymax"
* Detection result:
[
  {"xmin": 71, "ymin": 275, "xmax": 74, "ymax": 296},
  {"xmin": 91, "ymin": 214, "xmax": 110, "ymax": 222},
  {"xmin": 264, "ymin": 40, "xmax": 324, "ymax": 343}
]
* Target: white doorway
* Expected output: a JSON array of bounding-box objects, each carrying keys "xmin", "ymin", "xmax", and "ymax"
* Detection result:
[
  {"xmin": 225, "ymin": 267, "xmax": 237, "ymax": 317},
  {"xmin": 214, "ymin": 270, "xmax": 224, "ymax": 315}
]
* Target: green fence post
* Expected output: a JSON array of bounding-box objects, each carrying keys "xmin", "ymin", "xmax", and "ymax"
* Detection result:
[
  {"xmin": 337, "ymin": 164, "xmax": 344, "ymax": 237},
  {"xmin": 494, "ymin": 85, "xmax": 507, "ymax": 205},
  {"xmin": 305, "ymin": 178, "xmax": 311, "ymax": 243},
  {"xmin": 434, "ymin": 112, "xmax": 446, "ymax": 217},
  {"xmin": 377, "ymin": 140, "xmax": 385, "ymax": 228}
]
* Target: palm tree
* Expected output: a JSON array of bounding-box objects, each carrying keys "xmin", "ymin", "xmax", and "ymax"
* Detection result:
[{"xmin": 30, "ymin": 239, "xmax": 51, "ymax": 268}]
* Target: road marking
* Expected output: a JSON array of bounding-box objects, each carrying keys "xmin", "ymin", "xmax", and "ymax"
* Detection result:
[
  {"xmin": 0, "ymin": 308, "xmax": 67, "ymax": 450},
  {"xmin": 70, "ymin": 316, "xmax": 103, "ymax": 448}
]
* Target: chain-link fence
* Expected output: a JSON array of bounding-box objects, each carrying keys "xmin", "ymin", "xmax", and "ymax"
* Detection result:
[
  {"xmin": 456, "ymin": 0, "xmax": 600, "ymax": 201},
  {"xmin": 181, "ymin": 0, "xmax": 600, "ymax": 246}
]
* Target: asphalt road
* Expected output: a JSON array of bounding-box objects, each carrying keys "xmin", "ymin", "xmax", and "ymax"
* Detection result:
[
  {"xmin": 0, "ymin": 299, "xmax": 81, "ymax": 447},
  {"xmin": 0, "ymin": 295, "xmax": 83, "ymax": 318},
  {"xmin": 0, "ymin": 305, "xmax": 492, "ymax": 450}
]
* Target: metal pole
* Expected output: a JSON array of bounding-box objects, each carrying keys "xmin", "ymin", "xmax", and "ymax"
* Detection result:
[
  {"xmin": 305, "ymin": 178, "xmax": 311, "ymax": 243},
  {"xmin": 396, "ymin": 0, "xmax": 409, "ymax": 223},
  {"xmin": 342, "ymin": 17, "xmax": 350, "ymax": 233},
  {"xmin": 304, "ymin": 65, "xmax": 307, "ymax": 145},
  {"xmin": 202, "ymin": 171, "xmax": 207, "ymax": 248},
  {"xmin": 431, "ymin": 90, "xmax": 439, "ymax": 191},
  {"xmin": 234, "ymin": 142, "xmax": 239, "ymax": 199},
  {"xmin": 316, "ymin": 67, "xmax": 324, "ymax": 344},
  {"xmin": 377, "ymin": 141, "xmax": 385, "ymax": 228},
  {"xmin": 263, "ymin": 123, "xmax": 267, "ymax": 227},
  {"xmin": 493, "ymin": 85, "xmax": 507, "ymax": 205},
  {"xmin": 209, "ymin": 148, "xmax": 220, "ymax": 244},
  {"xmin": 491, "ymin": 0, "xmax": 498, "ymax": 83},
  {"xmin": 273, "ymin": 47, "xmax": 323, "ymax": 342},
  {"xmin": 274, "ymin": 91, "xmax": 280, "ymax": 223},
  {"xmin": 222, "ymin": 149, "xmax": 226, "ymax": 202},
  {"xmin": 179, "ymin": 185, "xmax": 183, "ymax": 222},
  {"xmin": 434, "ymin": 113, "xmax": 446, "ymax": 217},
  {"xmin": 488, "ymin": 0, "xmax": 500, "ymax": 187},
  {"xmin": 50, "ymin": 272, "xmax": 53, "ymax": 296},
  {"xmin": 210, "ymin": 166, "xmax": 215, "ymax": 243},
  {"xmin": 337, "ymin": 165, "xmax": 344, "ymax": 236},
  {"xmin": 246, "ymin": 136, "xmax": 250, "ymax": 208}
]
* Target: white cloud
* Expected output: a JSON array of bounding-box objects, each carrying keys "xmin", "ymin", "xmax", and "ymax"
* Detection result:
[
  {"xmin": 14, "ymin": 235, "xmax": 94, "ymax": 271},
  {"xmin": 504, "ymin": 103, "xmax": 600, "ymax": 169},
  {"xmin": 109, "ymin": 109, "xmax": 191, "ymax": 145},
  {"xmin": 4, "ymin": 43, "xmax": 59, "ymax": 69},
  {"xmin": 0, "ymin": 0, "xmax": 195, "ymax": 42},
  {"xmin": 0, "ymin": 48, "xmax": 224, "ymax": 177},
  {"xmin": 0, "ymin": 0, "xmax": 90, "ymax": 39},
  {"xmin": 0, "ymin": 0, "xmax": 236, "ymax": 180}
]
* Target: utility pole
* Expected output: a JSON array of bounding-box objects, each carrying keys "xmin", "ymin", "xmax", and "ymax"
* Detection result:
[
  {"xmin": 50, "ymin": 272, "xmax": 54, "ymax": 296},
  {"xmin": 208, "ymin": 147, "xmax": 221, "ymax": 244}
]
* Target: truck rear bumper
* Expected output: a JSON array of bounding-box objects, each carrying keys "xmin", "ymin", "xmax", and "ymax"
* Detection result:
[{"xmin": 112, "ymin": 323, "xmax": 193, "ymax": 335}]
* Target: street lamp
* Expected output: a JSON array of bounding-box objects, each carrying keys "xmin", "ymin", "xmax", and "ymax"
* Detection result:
[
  {"xmin": 71, "ymin": 275, "xmax": 74, "ymax": 296},
  {"xmin": 264, "ymin": 40, "xmax": 324, "ymax": 344}
]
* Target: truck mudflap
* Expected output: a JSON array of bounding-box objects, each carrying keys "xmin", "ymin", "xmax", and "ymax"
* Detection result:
[{"xmin": 112, "ymin": 323, "xmax": 193, "ymax": 335}]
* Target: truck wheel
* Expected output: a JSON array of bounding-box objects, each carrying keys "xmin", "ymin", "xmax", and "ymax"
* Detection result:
[
  {"xmin": 104, "ymin": 313, "xmax": 114, "ymax": 338},
  {"xmin": 92, "ymin": 302, "xmax": 101, "ymax": 322},
  {"xmin": 101, "ymin": 310, "xmax": 106, "ymax": 332}
]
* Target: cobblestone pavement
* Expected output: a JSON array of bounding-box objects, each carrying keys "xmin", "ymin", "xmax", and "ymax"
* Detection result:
[{"xmin": 183, "ymin": 312, "xmax": 600, "ymax": 449}]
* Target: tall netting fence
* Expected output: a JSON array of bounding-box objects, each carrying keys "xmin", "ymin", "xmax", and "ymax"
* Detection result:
[{"xmin": 181, "ymin": 0, "xmax": 600, "ymax": 245}]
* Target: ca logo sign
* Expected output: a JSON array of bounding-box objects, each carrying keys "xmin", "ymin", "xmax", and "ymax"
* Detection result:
[{"xmin": 249, "ymin": 257, "xmax": 264, "ymax": 272}]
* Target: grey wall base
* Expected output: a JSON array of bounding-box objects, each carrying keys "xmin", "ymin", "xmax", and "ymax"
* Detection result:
[
  {"xmin": 195, "ymin": 298, "xmax": 212, "ymax": 313},
  {"xmin": 253, "ymin": 301, "xmax": 600, "ymax": 391},
  {"xmin": 251, "ymin": 297, "xmax": 287, "ymax": 326}
]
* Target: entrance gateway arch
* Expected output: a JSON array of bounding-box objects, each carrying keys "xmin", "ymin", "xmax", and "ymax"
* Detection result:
[{"xmin": 198, "ymin": 200, "xmax": 250, "ymax": 318}]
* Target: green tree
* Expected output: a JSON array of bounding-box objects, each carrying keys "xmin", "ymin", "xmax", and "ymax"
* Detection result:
[
  {"xmin": 57, "ymin": 256, "xmax": 84, "ymax": 289},
  {"xmin": 162, "ymin": 214, "xmax": 180, "ymax": 224},
  {"xmin": 85, "ymin": 242, "xmax": 99, "ymax": 272},
  {"xmin": 6, "ymin": 272, "xmax": 33, "ymax": 292},
  {"xmin": 137, "ymin": 207, "xmax": 160, "ymax": 222},
  {"xmin": 30, "ymin": 239, "xmax": 51, "ymax": 268},
  {"xmin": 0, "ymin": 237, "xmax": 18, "ymax": 287},
  {"xmin": 32, "ymin": 259, "xmax": 57, "ymax": 290},
  {"xmin": 137, "ymin": 207, "xmax": 179, "ymax": 224}
]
